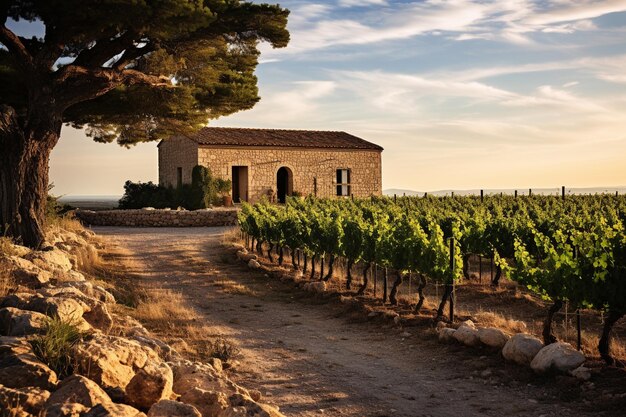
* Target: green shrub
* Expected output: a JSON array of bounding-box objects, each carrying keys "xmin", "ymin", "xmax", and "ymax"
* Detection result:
[
  {"xmin": 119, "ymin": 165, "xmax": 232, "ymax": 209},
  {"xmin": 31, "ymin": 316, "xmax": 83, "ymax": 379}
]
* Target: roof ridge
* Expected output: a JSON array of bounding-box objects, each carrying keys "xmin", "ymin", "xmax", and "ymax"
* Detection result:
[
  {"xmin": 185, "ymin": 126, "xmax": 383, "ymax": 151},
  {"xmin": 203, "ymin": 126, "xmax": 348, "ymax": 134}
]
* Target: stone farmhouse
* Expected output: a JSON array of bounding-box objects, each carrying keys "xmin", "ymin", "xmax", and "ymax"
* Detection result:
[{"xmin": 158, "ymin": 127, "xmax": 383, "ymax": 203}]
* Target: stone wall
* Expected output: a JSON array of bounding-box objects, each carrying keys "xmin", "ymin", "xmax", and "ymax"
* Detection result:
[
  {"xmin": 197, "ymin": 146, "xmax": 383, "ymax": 202},
  {"xmin": 158, "ymin": 135, "xmax": 198, "ymax": 187},
  {"xmin": 75, "ymin": 208, "xmax": 239, "ymax": 227}
]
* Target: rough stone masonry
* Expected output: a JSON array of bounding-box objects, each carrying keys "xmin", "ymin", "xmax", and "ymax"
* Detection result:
[{"xmin": 75, "ymin": 208, "xmax": 239, "ymax": 227}]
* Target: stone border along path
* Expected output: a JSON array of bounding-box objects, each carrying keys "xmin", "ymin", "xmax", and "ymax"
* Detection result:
[
  {"xmin": 76, "ymin": 208, "xmax": 239, "ymax": 227},
  {"xmin": 95, "ymin": 226, "xmax": 598, "ymax": 417}
]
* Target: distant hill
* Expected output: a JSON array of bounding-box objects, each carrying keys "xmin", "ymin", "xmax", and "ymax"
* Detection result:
[
  {"xmin": 384, "ymin": 187, "xmax": 626, "ymax": 197},
  {"xmin": 59, "ymin": 195, "xmax": 120, "ymax": 211}
]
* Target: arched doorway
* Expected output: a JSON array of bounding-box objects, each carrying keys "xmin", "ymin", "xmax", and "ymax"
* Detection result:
[{"xmin": 276, "ymin": 167, "xmax": 293, "ymax": 203}]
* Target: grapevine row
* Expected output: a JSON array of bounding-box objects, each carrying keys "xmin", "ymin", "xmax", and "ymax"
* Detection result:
[{"xmin": 238, "ymin": 194, "xmax": 626, "ymax": 365}]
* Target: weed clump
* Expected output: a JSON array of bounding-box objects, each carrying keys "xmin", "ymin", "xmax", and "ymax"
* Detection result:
[
  {"xmin": 31, "ymin": 316, "xmax": 83, "ymax": 379},
  {"xmin": 207, "ymin": 337, "xmax": 240, "ymax": 362}
]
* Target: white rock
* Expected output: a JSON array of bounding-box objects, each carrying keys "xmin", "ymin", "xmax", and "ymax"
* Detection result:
[
  {"xmin": 0, "ymin": 307, "xmax": 47, "ymax": 336},
  {"xmin": 502, "ymin": 333, "xmax": 543, "ymax": 365},
  {"xmin": 530, "ymin": 342, "xmax": 586, "ymax": 374},
  {"xmin": 438, "ymin": 328, "xmax": 457, "ymax": 343},
  {"xmin": 570, "ymin": 366, "xmax": 592, "ymax": 381},
  {"xmin": 45, "ymin": 375, "xmax": 112, "ymax": 409},
  {"xmin": 148, "ymin": 400, "xmax": 201, "ymax": 417},
  {"xmin": 478, "ymin": 327, "xmax": 510, "ymax": 349},
  {"xmin": 248, "ymin": 259, "xmax": 261, "ymax": 269},
  {"xmin": 6, "ymin": 256, "xmax": 52, "ymax": 288},
  {"xmin": 125, "ymin": 361, "xmax": 174, "ymax": 410},
  {"xmin": 25, "ymin": 248, "xmax": 73, "ymax": 272},
  {"xmin": 453, "ymin": 320, "xmax": 480, "ymax": 346},
  {"xmin": 308, "ymin": 281, "xmax": 326, "ymax": 293}
]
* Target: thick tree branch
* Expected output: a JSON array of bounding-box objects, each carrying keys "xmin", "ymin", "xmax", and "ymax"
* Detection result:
[
  {"xmin": 54, "ymin": 65, "xmax": 172, "ymax": 110},
  {"xmin": 35, "ymin": 25, "xmax": 65, "ymax": 70},
  {"xmin": 73, "ymin": 30, "xmax": 137, "ymax": 68},
  {"xmin": 113, "ymin": 42, "xmax": 155, "ymax": 70},
  {"xmin": 0, "ymin": 25, "xmax": 35, "ymax": 72}
]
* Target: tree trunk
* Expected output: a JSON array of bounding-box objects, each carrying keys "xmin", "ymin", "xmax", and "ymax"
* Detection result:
[
  {"xmin": 0, "ymin": 105, "xmax": 61, "ymax": 249},
  {"xmin": 542, "ymin": 299, "xmax": 563, "ymax": 345},
  {"xmin": 310, "ymin": 254, "xmax": 316, "ymax": 279},
  {"xmin": 389, "ymin": 271, "xmax": 403, "ymax": 305},
  {"xmin": 303, "ymin": 252, "xmax": 308, "ymax": 273},
  {"xmin": 278, "ymin": 246, "xmax": 284, "ymax": 266},
  {"xmin": 414, "ymin": 274, "xmax": 427, "ymax": 312},
  {"xmin": 319, "ymin": 254, "xmax": 324, "ymax": 280},
  {"xmin": 323, "ymin": 254, "xmax": 335, "ymax": 281},
  {"xmin": 436, "ymin": 284, "xmax": 454, "ymax": 321},
  {"xmin": 462, "ymin": 254, "xmax": 471, "ymax": 280},
  {"xmin": 383, "ymin": 267, "xmax": 388, "ymax": 303},
  {"xmin": 267, "ymin": 243, "xmax": 274, "ymax": 263},
  {"xmin": 346, "ymin": 259, "xmax": 354, "ymax": 290},
  {"xmin": 291, "ymin": 248, "xmax": 298, "ymax": 270},
  {"xmin": 357, "ymin": 262, "xmax": 370, "ymax": 295},
  {"xmin": 599, "ymin": 310, "xmax": 624, "ymax": 366},
  {"xmin": 491, "ymin": 265, "xmax": 502, "ymax": 287},
  {"xmin": 256, "ymin": 239, "xmax": 263, "ymax": 254}
]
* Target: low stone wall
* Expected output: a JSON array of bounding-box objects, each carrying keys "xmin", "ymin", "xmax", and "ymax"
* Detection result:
[{"xmin": 75, "ymin": 208, "xmax": 239, "ymax": 227}]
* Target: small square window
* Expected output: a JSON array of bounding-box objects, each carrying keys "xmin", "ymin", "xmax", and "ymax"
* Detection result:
[{"xmin": 336, "ymin": 169, "xmax": 351, "ymax": 197}]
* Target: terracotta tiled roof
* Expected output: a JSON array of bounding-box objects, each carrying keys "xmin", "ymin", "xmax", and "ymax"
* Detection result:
[{"xmin": 186, "ymin": 127, "xmax": 383, "ymax": 151}]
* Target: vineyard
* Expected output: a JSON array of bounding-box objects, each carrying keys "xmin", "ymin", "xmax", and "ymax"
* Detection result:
[{"xmin": 237, "ymin": 194, "xmax": 626, "ymax": 365}]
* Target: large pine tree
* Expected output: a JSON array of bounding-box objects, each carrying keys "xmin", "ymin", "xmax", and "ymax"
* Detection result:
[{"xmin": 0, "ymin": 0, "xmax": 289, "ymax": 248}]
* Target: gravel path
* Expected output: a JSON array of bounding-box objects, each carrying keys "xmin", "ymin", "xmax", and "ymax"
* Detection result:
[{"xmin": 94, "ymin": 226, "xmax": 594, "ymax": 417}]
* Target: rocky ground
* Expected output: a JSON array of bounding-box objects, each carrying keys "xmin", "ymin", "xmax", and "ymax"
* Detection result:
[
  {"xmin": 90, "ymin": 226, "xmax": 626, "ymax": 417},
  {"xmin": 0, "ymin": 226, "xmax": 284, "ymax": 417}
]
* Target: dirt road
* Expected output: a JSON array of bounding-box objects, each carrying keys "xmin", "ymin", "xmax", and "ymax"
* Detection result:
[{"xmin": 94, "ymin": 226, "xmax": 596, "ymax": 417}]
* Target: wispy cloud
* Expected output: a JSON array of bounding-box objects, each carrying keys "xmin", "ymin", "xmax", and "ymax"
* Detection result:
[
  {"xmin": 338, "ymin": 0, "xmax": 388, "ymax": 7},
  {"xmin": 266, "ymin": 0, "xmax": 626, "ymax": 57}
]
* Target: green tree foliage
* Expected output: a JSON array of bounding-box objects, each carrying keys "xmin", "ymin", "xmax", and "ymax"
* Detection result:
[{"xmin": 0, "ymin": 0, "xmax": 289, "ymax": 248}]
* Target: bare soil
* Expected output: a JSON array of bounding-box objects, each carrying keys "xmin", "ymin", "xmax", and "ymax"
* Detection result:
[{"xmin": 93, "ymin": 226, "xmax": 624, "ymax": 417}]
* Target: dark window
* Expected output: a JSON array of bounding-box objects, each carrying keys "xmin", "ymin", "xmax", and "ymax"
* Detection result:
[
  {"xmin": 176, "ymin": 167, "xmax": 183, "ymax": 188},
  {"xmin": 336, "ymin": 169, "xmax": 351, "ymax": 197}
]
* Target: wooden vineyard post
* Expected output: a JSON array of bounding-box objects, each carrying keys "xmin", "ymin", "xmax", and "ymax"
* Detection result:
[
  {"xmin": 480, "ymin": 189, "xmax": 484, "ymax": 202},
  {"xmin": 529, "ymin": 188, "xmax": 532, "ymax": 197},
  {"xmin": 448, "ymin": 237, "xmax": 456, "ymax": 322},
  {"xmin": 562, "ymin": 186, "xmax": 566, "ymax": 200},
  {"xmin": 514, "ymin": 190, "xmax": 518, "ymax": 198},
  {"xmin": 394, "ymin": 194, "xmax": 397, "ymax": 203}
]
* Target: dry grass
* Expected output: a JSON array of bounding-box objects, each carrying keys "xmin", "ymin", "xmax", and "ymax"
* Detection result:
[
  {"xmin": 73, "ymin": 243, "xmax": 101, "ymax": 274},
  {"xmin": 471, "ymin": 310, "xmax": 530, "ymax": 334},
  {"xmin": 133, "ymin": 289, "xmax": 199, "ymax": 331},
  {"xmin": 220, "ymin": 227, "xmax": 242, "ymax": 246},
  {"xmin": 46, "ymin": 213, "xmax": 84, "ymax": 235},
  {"xmin": 0, "ymin": 236, "xmax": 18, "ymax": 256},
  {"xmin": 0, "ymin": 239, "xmax": 16, "ymax": 297},
  {"xmin": 214, "ymin": 280, "xmax": 258, "ymax": 297},
  {"xmin": 0, "ymin": 261, "xmax": 15, "ymax": 297}
]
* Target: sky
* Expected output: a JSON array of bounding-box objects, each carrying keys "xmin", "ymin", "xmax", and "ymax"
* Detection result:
[{"xmin": 46, "ymin": 0, "xmax": 626, "ymax": 196}]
